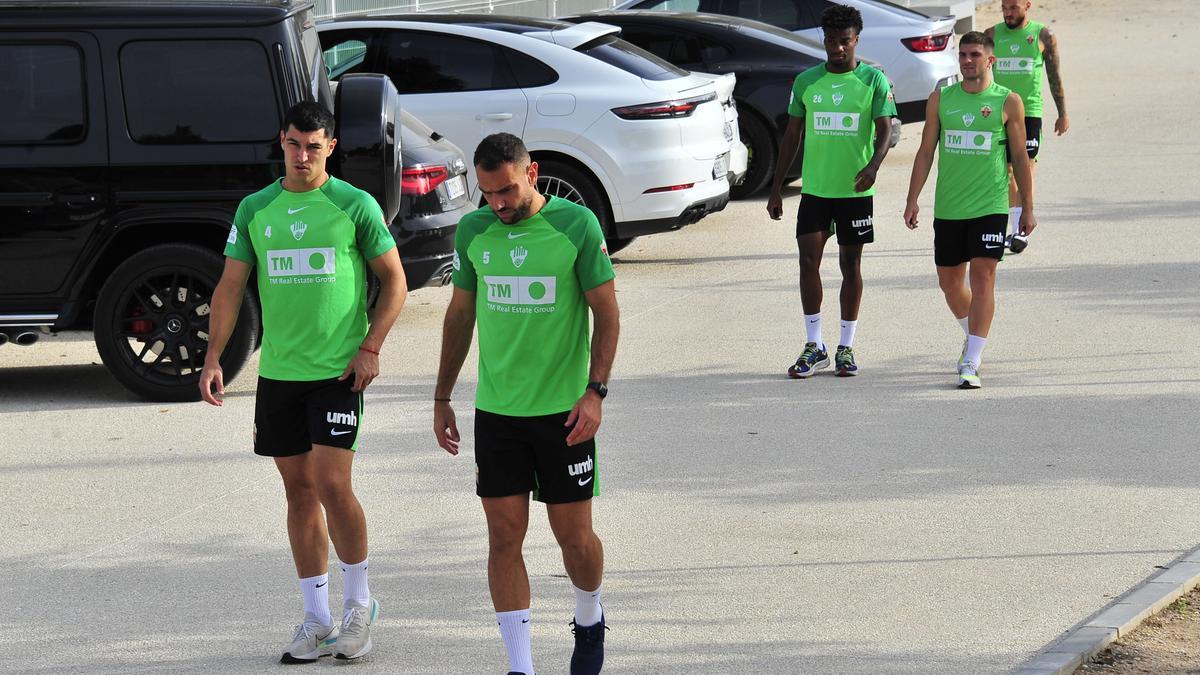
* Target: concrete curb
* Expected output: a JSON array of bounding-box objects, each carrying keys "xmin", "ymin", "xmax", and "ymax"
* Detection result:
[{"xmin": 1014, "ymin": 545, "xmax": 1200, "ymax": 674}]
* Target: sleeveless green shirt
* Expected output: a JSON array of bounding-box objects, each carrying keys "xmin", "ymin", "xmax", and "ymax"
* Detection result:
[
  {"xmin": 992, "ymin": 20, "xmax": 1045, "ymax": 117},
  {"xmin": 935, "ymin": 82, "xmax": 1011, "ymax": 220}
]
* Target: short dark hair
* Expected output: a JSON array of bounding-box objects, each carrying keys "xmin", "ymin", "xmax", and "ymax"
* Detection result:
[
  {"xmin": 959, "ymin": 30, "xmax": 994, "ymax": 51},
  {"xmin": 283, "ymin": 101, "xmax": 335, "ymax": 139},
  {"xmin": 474, "ymin": 132, "xmax": 530, "ymax": 171},
  {"xmin": 821, "ymin": 4, "xmax": 863, "ymax": 35}
]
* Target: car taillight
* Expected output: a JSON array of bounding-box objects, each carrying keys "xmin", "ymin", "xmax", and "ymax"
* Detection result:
[
  {"xmin": 901, "ymin": 33, "xmax": 951, "ymax": 52},
  {"xmin": 612, "ymin": 93, "xmax": 717, "ymax": 120},
  {"xmin": 401, "ymin": 165, "xmax": 449, "ymax": 196}
]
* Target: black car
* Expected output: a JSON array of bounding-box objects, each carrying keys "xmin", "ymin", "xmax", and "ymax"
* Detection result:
[
  {"xmin": 562, "ymin": 11, "xmax": 901, "ymax": 198},
  {"xmin": 0, "ymin": 0, "xmax": 405, "ymax": 401},
  {"xmin": 391, "ymin": 109, "xmax": 472, "ymax": 289}
]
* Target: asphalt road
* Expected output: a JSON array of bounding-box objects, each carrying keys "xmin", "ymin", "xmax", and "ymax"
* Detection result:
[{"xmin": 2, "ymin": 0, "xmax": 1198, "ymax": 672}]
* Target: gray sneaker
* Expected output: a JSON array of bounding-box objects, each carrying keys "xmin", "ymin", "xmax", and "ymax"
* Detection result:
[
  {"xmin": 334, "ymin": 598, "xmax": 379, "ymax": 660},
  {"xmin": 958, "ymin": 362, "xmax": 982, "ymax": 389},
  {"xmin": 280, "ymin": 619, "xmax": 336, "ymax": 664}
]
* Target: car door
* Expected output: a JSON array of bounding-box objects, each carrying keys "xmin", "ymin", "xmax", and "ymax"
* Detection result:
[
  {"xmin": 0, "ymin": 34, "xmax": 108, "ymax": 301},
  {"xmin": 371, "ymin": 28, "xmax": 529, "ymax": 191}
]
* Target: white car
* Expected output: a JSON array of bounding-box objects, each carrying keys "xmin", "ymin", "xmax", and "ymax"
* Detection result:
[
  {"xmin": 319, "ymin": 16, "xmax": 735, "ymax": 252},
  {"xmin": 611, "ymin": 0, "xmax": 959, "ymax": 122}
]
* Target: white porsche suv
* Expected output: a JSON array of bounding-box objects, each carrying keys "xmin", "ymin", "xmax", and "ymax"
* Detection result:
[{"xmin": 319, "ymin": 15, "xmax": 733, "ymax": 253}]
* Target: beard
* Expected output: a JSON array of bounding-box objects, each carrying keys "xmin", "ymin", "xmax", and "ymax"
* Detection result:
[
  {"xmin": 1004, "ymin": 16, "xmax": 1024, "ymax": 28},
  {"xmin": 496, "ymin": 194, "xmax": 535, "ymax": 224}
]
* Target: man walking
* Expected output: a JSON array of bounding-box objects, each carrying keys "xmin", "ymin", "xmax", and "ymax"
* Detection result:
[
  {"xmin": 903, "ymin": 31, "xmax": 1036, "ymax": 389},
  {"xmin": 987, "ymin": 0, "xmax": 1068, "ymax": 252},
  {"xmin": 433, "ymin": 133, "xmax": 619, "ymax": 675},
  {"xmin": 200, "ymin": 101, "xmax": 407, "ymax": 662},
  {"xmin": 767, "ymin": 3, "xmax": 896, "ymax": 378}
]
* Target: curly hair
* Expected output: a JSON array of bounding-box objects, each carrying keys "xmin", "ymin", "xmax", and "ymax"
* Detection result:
[{"xmin": 821, "ymin": 4, "xmax": 864, "ymax": 35}]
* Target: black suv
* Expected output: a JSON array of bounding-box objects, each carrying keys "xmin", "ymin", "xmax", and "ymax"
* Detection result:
[{"xmin": 0, "ymin": 0, "xmax": 417, "ymax": 401}]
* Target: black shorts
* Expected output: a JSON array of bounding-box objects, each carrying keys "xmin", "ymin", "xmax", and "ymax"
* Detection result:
[
  {"xmin": 1006, "ymin": 117, "xmax": 1043, "ymax": 162},
  {"xmin": 474, "ymin": 409, "xmax": 599, "ymax": 504},
  {"xmin": 253, "ymin": 376, "xmax": 363, "ymax": 457},
  {"xmin": 796, "ymin": 194, "xmax": 874, "ymax": 245},
  {"xmin": 933, "ymin": 214, "xmax": 1007, "ymax": 267}
]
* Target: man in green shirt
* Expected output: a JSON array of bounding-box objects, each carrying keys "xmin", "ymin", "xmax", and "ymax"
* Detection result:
[
  {"xmin": 433, "ymin": 133, "xmax": 619, "ymax": 675},
  {"xmin": 767, "ymin": 3, "xmax": 896, "ymax": 379},
  {"xmin": 904, "ymin": 32, "xmax": 1036, "ymax": 389},
  {"xmin": 986, "ymin": 0, "xmax": 1069, "ymax": 253},
  {"xmin": 199, "ymin": 102, "xmax": 407, "ymax": 662}
]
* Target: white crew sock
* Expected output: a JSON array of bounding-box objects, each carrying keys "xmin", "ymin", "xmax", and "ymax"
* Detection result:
[
  {"xmin": 957, "ymin": 316, "xmax": 970, "ymax": 336},
  {"xmin": 965, "ymin": 335, "xmax": 987, "ymax": 367},
  {"xmin": 573, "ymin": 584, "xmax": 603, "ymax": 628},
  {"xmin": 839, "ymin": 320, "xmax": 858, "ymax": 348},
  {"xmin": 300, "ymin": 573, "xmax": 332, "ymax": 627},
  {"xmin": 339, "ymin": 558, "xmax": 370, "ymax": 609},
  {"xmin": 497, "ymin": 609, "xmax": 534, "ymax": 675},
  {"xmin": 1009, "ymin": 206, "xmax": 1023, "ymax": 237},
  {"xmin": 804, "ymin": 313, "xmax": 823, "ymax": 350}
]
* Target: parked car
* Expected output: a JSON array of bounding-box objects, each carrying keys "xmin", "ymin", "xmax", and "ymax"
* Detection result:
[
  {"xmin": 391, "ymin": 109, "xmax": 473, "ymax": 289},
  {"xmin": 564, "ymin": 11, "xmax": 901, "ymax": 197},
  {"xmin": 0, "ymin": 0, "xmax": 404, "ymax": 401},
  {"xmin": 318, "ymin": 15, "xmax": 734, "ymax": 253},
  {"xmin": 610, "ymin": 0, "xmax": 958, "ymax": 122}
]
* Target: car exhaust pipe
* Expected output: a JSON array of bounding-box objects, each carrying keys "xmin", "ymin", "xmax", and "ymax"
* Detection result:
[{"xmin": 14, "ymin": 331, "xmax": 39, "ymax": 346}]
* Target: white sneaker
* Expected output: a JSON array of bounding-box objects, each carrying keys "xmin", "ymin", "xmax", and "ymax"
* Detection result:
[
  {"xmin": 958, "ymin": 362, "xmax": 982, "ymax": 389},
  {"xmin": 334, "ymin": 598, "xmax": 379, "ymax": 660},
  {"xmin": 280, "ymin": 618, "xmax": 336, "ymax": 664}
]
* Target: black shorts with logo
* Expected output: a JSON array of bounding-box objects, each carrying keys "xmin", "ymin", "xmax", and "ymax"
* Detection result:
[
  {"xmin": 1005, "ymin": 116, "xmax": 1043, "ymax": 162},
  {"xmin": 933, "ymin": 214, "xmax": 1008, "ymax": 267},
  {"xmin": 254, "ymin": 376, "xmax": 363, "ymax": 456},
  {"xmin": 796, "ymin": 194, "xmax": 874, "ymax": 245},
  {"xmin": 474, "ymin": 409, "xmax": 599, "ymax": 504}
]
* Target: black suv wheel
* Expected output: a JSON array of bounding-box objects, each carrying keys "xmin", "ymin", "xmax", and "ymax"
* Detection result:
[{"xmin": 94, "ymin": 244, "xmax": 260, "ymax": 401}]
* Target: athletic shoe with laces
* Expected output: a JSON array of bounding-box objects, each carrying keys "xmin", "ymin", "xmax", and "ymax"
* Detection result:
[
  {"xmin": 787, "ymin": 342, "xmax": 830, "ymax": 379},
  {"xmin": 280, "ymin": 618, "xmax": 336, "ymax": 664},
  {"xmin": 570, "ymin": 613, "xmax": 607, "ymax": 675},
  {"xmin": 958, "ymin": 362, "xmax": 982, "ymax": 389},
  {"xmin": 334, "ymin": 598, "xmax": 379, "ymax": 660},
  {"xmin": 957, "ymin": 337, "xmax": 968, "ymax": 374},
  {"xmin": 1006, "ymin": 233, "xmax": 1029, "ymax": 254},
  {"xmin": 834, "ymin": 345, "xmax": 858, "ymax": 377}
]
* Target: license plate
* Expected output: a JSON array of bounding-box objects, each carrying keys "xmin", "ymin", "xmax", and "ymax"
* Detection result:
[
  {"xmin": 712, "ymin": 153, "xmax": 729, "ymax": 179},
  {"xmin": 445, "ymin": 174, "xmax": 466, "ymax": 201}
]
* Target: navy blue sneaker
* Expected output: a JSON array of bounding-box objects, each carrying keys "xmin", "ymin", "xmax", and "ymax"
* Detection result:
[
  {"xmin": 569, "ymin": 614, "xmax": 607, "ymax": 675},
  {"xmin": 787, "ymin": 342, "xmax": 830, "ymax": 379}
]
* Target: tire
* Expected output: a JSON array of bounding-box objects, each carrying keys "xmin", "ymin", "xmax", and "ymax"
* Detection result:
[
  {"xmin": 333, "ymin": 73, "xmax": 402, "ymax": 225},
  {"xmin": 94, "ymin": 243, "xmax": 260, "ymax": 402},
  {"xmin": 730, "ymin": 108, "xmax": 776, "ymax": 200},
  {"xmin": 535, "ymin": 160, "xmax": 632, "ymax": 254}
]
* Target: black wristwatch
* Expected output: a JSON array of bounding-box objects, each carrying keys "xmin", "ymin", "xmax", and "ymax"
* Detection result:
[{"xmin": 586, "ymin": 381, "xmax": 608, "ymax": 399}]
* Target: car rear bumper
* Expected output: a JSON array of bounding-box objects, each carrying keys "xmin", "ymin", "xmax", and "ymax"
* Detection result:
[
  {"xmin": 391, "ymin": 208, "xmax": 462, "ymax": 289},
  {"xmin": 614, "ymin": 189, "xmax": 729, "ymax": 239}
]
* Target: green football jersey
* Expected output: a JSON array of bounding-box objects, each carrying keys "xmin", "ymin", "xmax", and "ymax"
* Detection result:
[
  {"xmin": 451, "ymin": 196, "xmax": 615, "ymax": 417},
  {"xmin": 224, "ymin": 176, "xmax": 395, "ymax": 381},
  {"xmin": 992, "ymin": 21, "xmax": 1045, "ymax": 117},
  {"xmin": 935, "ymin": 82, "xmax": 1012, "ymax": 220},
  {"xmin": 787, "ymin": 61, "xmax": 896, "ymax": 198}
]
